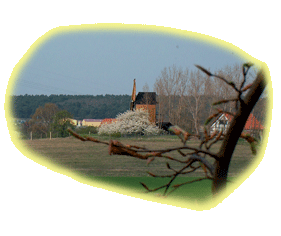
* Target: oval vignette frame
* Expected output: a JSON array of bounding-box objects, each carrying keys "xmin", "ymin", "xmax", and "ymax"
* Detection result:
[{"xmin": 10, "ymin": 31, "xmax": 264, "ymax": 203}]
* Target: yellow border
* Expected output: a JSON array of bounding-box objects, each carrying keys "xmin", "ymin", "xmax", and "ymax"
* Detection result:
[{"xmin": 0, "ymin": 0, "xmax": 281, "ymax": 235}]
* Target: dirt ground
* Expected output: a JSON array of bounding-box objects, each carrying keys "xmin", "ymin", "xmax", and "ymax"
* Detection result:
[{"xmin": 22, "ymin": 135, "xmax": 256, "ymax": 178}]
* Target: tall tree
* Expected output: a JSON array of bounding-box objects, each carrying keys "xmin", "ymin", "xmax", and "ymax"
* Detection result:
[
  {"xmin": 154, "ymin": 76, "xmax": 165, "ymax": 125},
  {"xmin": 184, "ymin": 69, "xmax": 206, "ymax": 135},
  {"xmin": 29, "ymin": 103, "xmax": 59, "ymax": 137},
  {"xmin": 154, "ymin": 65, "xmax": 187, "ymax": 126}
]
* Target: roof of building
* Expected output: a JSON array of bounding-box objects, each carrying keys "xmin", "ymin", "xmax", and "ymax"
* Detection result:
[
  {"xmin": 243, "ymin": 113, "xmax": 264, "ymax": 130},
  {"xmin": 135, "ymin": 92, "xmax": 157, "ymax": 105},
  {"xmin": 101, "ymin": 118, "xmax": 117, "ymax": 124},
  {"xmin": 83, "ymin": 119, "xmax": 103, "ymax": 122}
]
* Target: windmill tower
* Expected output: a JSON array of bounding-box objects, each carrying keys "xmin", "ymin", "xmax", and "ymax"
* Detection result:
[
  {"xmin": 129, "ymin": 79, "xmax": 156, "ymax": 123},
  {"xmin": 130, "ymin": 79, "xmax": 136, "ymax": 111}
]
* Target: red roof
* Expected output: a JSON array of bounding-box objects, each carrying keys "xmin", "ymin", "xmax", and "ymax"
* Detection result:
[
  {"xmin": 244, "ymin": 113, "xmax": 264, "ymax": 130},
  {"xmin": 223, "ymin": 113, "xmax": 264, "ymax": 130},
  {"xmin": 101, "ymin": 118, "xmax": 117, "ymax": 125}
]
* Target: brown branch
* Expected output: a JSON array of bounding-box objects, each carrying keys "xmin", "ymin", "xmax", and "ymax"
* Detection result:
[
  {"xmin": 136, "ymin": 146, "xmax": 219, "ymax": 160},
  {"xmin": 141, "ymin": 158, "xmax": 204, "ymax": 195},
  {"xmin": 189, "ymin": 154, "xmax": 215, "ymax": 177},
  {"xmin": 212, "ymin": 98, "xmax": 239, "ymax": 106},
  {"xmin": 141, "ymin": 183, "xmax": 167, "ymax": 193},
  {"xmin": 180, "ymin": 165, "xmax": 201, "ymax": 175},
  {"xmin": 167, "ymin": 177, "xmax": 213, "ymax": 196},
  {"xmin": 212, "ymin": 74, "xmax": 240, "ymax": 93},
  {"xmin": 150, "ymin": 155, "xmax": 214, "ymax": 195},
  {"xmin": 240, "ymin": 62, "xmax": 254, "ymax": 90},
  {"xmin": 162, "ymin": 160, "xmax": 195, "ymax": 195},
  {"xmin": 108, "ymin": 140, "xmax": 149, "ymax": 159},
  {"xmin": 168, "ymin": 125, "xmax": 191, "ymax": 144},
  {"xmin": 240, "ymin": 133, "xmax": 258, "ymax": 155},
  {"xmin": 195, "ymin": 65, "xmax": 240, "ymax": 93},
  {"xmin": 206, "ymin": 131, "xmax": 225, "ymax": 149},
  {"xmin": 68, "ymin": 126, "xmax": 219, "ymax": 166}
]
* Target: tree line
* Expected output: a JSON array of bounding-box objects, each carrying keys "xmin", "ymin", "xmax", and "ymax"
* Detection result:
[
  {"xmin": 11, "ymin": 94, "xmax": 131, "ymax": 120},
  {"xmin": 153, "ymin": 64, "xmax": 267, "ymax": 134}
]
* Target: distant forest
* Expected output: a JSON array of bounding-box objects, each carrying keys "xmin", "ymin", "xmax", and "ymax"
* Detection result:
[
  {"xmin": 11, "ymin": 94, "xmax": 131, "ymax": 120},
  {"xmin": 11, "ymin": 93, "xmax": 267, "ymax": 129}
]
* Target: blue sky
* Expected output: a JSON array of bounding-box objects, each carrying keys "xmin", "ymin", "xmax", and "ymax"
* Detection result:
[{"xmin": 13, "ymin": 29, "xmax": 246, "ymax": 96}]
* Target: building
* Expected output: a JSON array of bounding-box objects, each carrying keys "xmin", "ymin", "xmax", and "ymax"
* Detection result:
[
  {"xmin": 100, "ymin": 118, "xmax": 117, "ymax": 125},
  {"xmin": 68, "ymin": 118, "xmax": 78, "ymax": 126},
  {"xmin": 82, "ymin": 119, "xmax": 103, "ymax": 127},
  {"xmin": 210, "ymin": 113, "xmax": 264, "ymax": 137},
  {"xmin": 135, "ymin": 92, "xmax": 157, "ymax": 123}
]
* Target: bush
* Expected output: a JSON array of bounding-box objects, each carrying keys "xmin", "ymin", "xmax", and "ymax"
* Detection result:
[
  {"xmin": 75, "ymin": 126, "xmax": 99, "ymax": 135},
  {"xmin": 98, "ymin": 109, "xmax": 164, "ymax": 136}
]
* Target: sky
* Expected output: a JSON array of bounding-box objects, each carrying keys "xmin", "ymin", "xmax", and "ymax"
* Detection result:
[{"xmin": 13, "ymin": 28, "xmax": 246, "ymax": 96}]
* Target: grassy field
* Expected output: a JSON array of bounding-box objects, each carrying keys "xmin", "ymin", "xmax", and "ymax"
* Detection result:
[{"xmin": 22, "ymin": 135, "xmax": 256, "ymax": 200}]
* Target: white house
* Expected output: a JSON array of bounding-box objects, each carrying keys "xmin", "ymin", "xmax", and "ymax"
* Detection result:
[{"xmin": 210, "ymin": 113, "xmax": 264, "ymax": 136}]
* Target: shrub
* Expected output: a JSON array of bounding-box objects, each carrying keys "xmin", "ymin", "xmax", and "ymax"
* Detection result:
[
  {"xmin": 75, "ymin": 126, "xmax": 99, "ymax": 135},
  {"xmin": 98, "ymin": 109, "xmax": 163, "ymax": 136}
]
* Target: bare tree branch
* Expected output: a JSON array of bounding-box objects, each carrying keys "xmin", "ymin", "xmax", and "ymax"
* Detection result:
[
  {"xmin": 68, "ymin": 64, "xmax": 267, "ymax": 197},
  {"xmin": 189, "ymin": 154, "xmax": 215, "ymax": 176}
]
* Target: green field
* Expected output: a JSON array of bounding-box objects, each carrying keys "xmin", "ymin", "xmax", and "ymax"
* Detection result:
[
  {"xmin": 23, "ymin": 135, "xmax": 255, "ymax": 200},
  {"xmin": 88, "ymin": 176, "xmax": 216, "ymax": 203}
]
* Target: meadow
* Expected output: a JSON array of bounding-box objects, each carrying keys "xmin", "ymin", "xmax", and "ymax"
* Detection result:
[{"xmin": 23, "ymin": 135, "xmax": 255, "ymax": 201}]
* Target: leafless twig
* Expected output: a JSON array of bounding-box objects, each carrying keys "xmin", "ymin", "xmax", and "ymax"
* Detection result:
[{"xmin": 68, "ymin": 63, "xmax": 265, "ymax": 196}]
